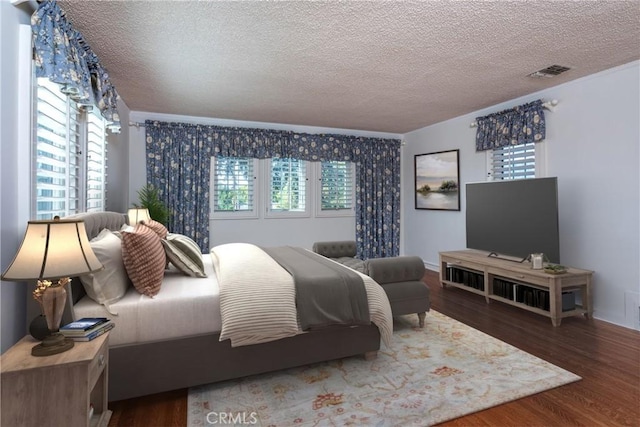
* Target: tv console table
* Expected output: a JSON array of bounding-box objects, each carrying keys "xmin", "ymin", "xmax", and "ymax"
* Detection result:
[{"xmin": 439, "ymin": 250, "xmax": 593, "ymax": 326}]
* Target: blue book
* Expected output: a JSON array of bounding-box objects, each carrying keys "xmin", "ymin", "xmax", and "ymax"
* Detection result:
[
  {"xmin": 71, "ymin": 323, "xmax": 114, "ymax": 342},
  {"xmin": 60, "ymin": 317, "xmax": 109, "ymax": 332}
]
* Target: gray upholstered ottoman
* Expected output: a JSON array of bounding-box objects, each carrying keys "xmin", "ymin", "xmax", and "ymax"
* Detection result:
[{"xmin": 365, "ymin": 256, "xmax": 429, "ymax": 327}]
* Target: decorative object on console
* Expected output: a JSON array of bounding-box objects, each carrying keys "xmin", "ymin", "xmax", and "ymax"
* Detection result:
[
  {"xmin": 1, "ymin": 218, "xmax": 103, "ymax": 356},
  {"xmin": 414, "ymin": 149, "xmax": 460, "ymax": 211},
  {"xmin": 127, "ymin": 207, "xmax": 150, "ymax": 224},
  {"xmin": 544, "ymin": 264, "xmax": 568, "ymax": 274},
  {"xmin": 531, "ymin": 253, "xmax": 544, "ymax": 269}
]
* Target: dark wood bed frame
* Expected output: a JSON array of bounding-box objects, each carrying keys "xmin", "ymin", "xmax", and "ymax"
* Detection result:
[{"xmin": 29, "ymin": 212, "xmax": 381, "ymax": 402}]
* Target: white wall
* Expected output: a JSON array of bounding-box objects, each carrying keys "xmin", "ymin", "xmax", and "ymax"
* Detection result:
[
  {"xmin": 129, "ymin": 111, "xmax": 400, "ymax": 249},
  {"xmin": 0, "ymin": 2, "xmax": 32, "ymax": 353},
  {"xmin": 402, "ymin": 61, "xmax": 640, "ymax": 330},
  {"xmin": 105, "ymin": 98, "xmax": 131, "ymax": 213}
]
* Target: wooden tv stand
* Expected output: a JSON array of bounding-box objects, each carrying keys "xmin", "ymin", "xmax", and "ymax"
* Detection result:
[{"xmin": 439, "ymin": 250, "xmax": 593, "ymax": 326}]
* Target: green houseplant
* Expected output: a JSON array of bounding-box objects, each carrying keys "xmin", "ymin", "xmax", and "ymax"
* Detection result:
[{"xmin": 135, "ymin": 184, "xmax": 170, "ymax": 226}]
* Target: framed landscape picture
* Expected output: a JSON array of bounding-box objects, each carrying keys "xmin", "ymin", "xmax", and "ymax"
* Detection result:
[{"xmin": 414, "ymin": 149, "xmax": 460, "ymax": 211}]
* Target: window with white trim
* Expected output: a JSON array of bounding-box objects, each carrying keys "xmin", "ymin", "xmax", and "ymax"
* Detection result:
[
  {"xmin": 34, "ymin": 78, "xmax": 108, "ymax": 220},
  {"xmin": 211, "ymin": 156, "xmax": 258, "ymax": 218},
  {"xmin": 209, "ymin": 157, "xmax": 355, "ymax": 219},
  {"xmin": 317, "ymin": 160, "xmax": 354, "ymax": 216},
  {"xmin": 85, "ymin": 109, "xmax": 107, "ymax": 212},
  {"xmin": 267, "ymin": 158, "xmax": 309, "ymax": 217},
  {"xmin": 487, "ymin": 142, "xmax": 545, "ymax": 181}
]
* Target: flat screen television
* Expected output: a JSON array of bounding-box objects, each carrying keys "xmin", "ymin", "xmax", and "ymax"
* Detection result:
[{"xmin": 465, "ymin": 177, "xmax": 560, "ymax": 263}]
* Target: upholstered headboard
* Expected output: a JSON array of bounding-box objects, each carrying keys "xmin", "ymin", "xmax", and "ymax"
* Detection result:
[{"xmin": 67, "ymin": 211, "xmax": 128, "ymax": 240}]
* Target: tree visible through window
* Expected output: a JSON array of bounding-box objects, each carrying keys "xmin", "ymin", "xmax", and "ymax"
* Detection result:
[
  {"xmin": 269, "ymin": 158, "xmax": 307, "ymax": 213},
  {"xmin": 321, "ymin": 161, "xmax": 353, "ymax": 211},
  {"xmin": 213, "ymin": 157, "xmax": 255, "ymax": 212}
]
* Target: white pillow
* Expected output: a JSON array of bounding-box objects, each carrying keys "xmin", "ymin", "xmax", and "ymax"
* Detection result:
[
  {"xmin": 162, "ymin": 233, "xmax": 207, "ymax": 278},
  {"xmin": 79, "ymin": 229, "xmax": 131, "ymax": 313}
]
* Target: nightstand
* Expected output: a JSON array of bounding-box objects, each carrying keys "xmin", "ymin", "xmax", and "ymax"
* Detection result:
[{"xmin": 1, "ymin": 332, "xmax": 111, "ymax": 427}]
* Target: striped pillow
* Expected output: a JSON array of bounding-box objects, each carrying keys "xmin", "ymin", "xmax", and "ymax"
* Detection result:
[
  {"xmin": 162, "ymin": 233, "xmax": 207, "ymax": 278},
  {"xmin": 141, "ymin": 219, "xmax": 168, "ymax": 239},
  {"xmin": 122, "ymin": 224, "xmax": 166, "ymax": 297}
]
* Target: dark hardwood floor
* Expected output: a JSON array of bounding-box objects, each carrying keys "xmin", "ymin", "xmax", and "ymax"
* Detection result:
[{"xmin": 109, "ymin": 270, "xmax": 640, "ymax": 426}]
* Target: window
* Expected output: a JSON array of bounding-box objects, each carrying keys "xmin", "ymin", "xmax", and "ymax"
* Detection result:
[
  {"xmin": 85, "ymin": 109, "xmax": 107, "ymax": 212},
  {"xmin": 487, "ymin": 142, "xmax": 541, "ymax": 181},
  {"xmin": 34, "ymin": 78, "xmax": 108, "ymax": 219},
  {"xmin": 34, "ymin": 78, "xmax": 81, "ymax": 219},
  {"xmin": 211, "ymin": 156, "xmax": 257, "ymax": 218},
  {"xmin": 317, "ymin": 161, "xmax": 354, "ymax": 216},
  {"xmin": 267, "ymin": 158, "xmax": 308, "ymax": 217},
  {"xmin": 209, "ymin": 157, "xmax": 355, "ymax": 219}
]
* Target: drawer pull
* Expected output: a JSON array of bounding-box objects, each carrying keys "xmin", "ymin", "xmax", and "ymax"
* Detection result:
[{"xmin": 98, "ymin": 354, "xmax": 105, "ymax": 367}]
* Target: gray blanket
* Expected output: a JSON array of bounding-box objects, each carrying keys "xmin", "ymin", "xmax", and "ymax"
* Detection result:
[{"xmin": 262, "ymin": 246, "xmax": 370, "ymax": 330}]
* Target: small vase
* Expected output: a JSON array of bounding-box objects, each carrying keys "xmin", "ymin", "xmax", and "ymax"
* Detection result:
[
  {"xmin": 42, "ymin": 284, "xmax": 67, "ymax": 332},
  {"xmin": 29, "ymin": 315, "xmax": 49, "ymax": 341}
]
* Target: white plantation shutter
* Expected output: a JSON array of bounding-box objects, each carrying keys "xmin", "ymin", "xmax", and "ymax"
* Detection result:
[
  {"xmin": 490, "ymin": 142, "xmax": 536, "ymax": 180},
  {"xmin": 269, "ymin": 158, "xmax": 307, "ymax": 213},
  {"xmin": 35, "ymin": 78, "xmax": 82, "ymax": 219},
  {"xmin": 320, "ymin": 161, "xmax": 354, "ymax": 210},
  {"xmin": 213, "ymin": 157, "xmax": 256, "ymax": 213},
  {"xmin": 86, "ymin": 109, "xmax": 107, "ymax": 212}
]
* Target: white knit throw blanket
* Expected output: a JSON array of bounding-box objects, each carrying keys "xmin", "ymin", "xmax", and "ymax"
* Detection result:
[{"xmin": 211, "ymin": 243, "xmax": 393, "ymax": 348}]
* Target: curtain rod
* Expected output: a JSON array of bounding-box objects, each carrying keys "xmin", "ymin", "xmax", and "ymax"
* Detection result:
[
  {"xmin": 129, "ymin": 121, "xmax": 146, "ymax": 128},
  {"xmin": 469, "ymin": 99, "xmax": 558, "ymax": 128}
]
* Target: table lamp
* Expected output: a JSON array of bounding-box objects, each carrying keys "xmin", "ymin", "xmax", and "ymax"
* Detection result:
[
  {"xmin": 1, "ymin": 217, "xmax": 103, "ymax": 356},
  {"xmin": 127, "ymin": 207, "xmax": 150, "ymax": 224}
]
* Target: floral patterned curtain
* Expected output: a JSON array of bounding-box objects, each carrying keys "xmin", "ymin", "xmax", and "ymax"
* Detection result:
[
  {"xmin": 145, "ymin": 120, "xmax": 401, "ymax": 258},
  {"xmin": 353, "ymin": 140, "xmax": 401, "ymax": 258},
  {"xmin": 31, "ymin": 0, "xmax": 121, "ymax": 132},
  {"xmin": 475, "ymin": 100, "xmax": 545, "ymax": 151}
]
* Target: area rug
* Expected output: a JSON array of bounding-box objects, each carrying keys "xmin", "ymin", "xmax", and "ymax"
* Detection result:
[{"xmin": 188, "ymin": 311, "xmax": 580, "ymax": 426}]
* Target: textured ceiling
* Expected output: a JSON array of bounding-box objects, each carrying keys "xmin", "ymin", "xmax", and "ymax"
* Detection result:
[{"xmin": 58, "ymin": 0, "xmax": 640, "ymax": 134}]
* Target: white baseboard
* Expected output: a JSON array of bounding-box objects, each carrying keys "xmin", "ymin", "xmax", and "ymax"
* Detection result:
[
  {"xmin": 424, "ymin": 262, "xmax": 439, "ymax": 272},
  {"xmin": 624, "ymin": 291, "xmax": 640, "ymax": 331}
]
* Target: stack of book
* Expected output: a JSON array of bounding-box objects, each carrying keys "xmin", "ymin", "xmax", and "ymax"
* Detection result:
[{"xmin": 60, "ymin": 317, "xmax": 114, "ymax": 342}]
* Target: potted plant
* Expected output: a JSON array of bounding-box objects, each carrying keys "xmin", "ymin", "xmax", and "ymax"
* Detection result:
[{"xmin": 135, "ymin": 184, "xmax": 170, "ymax": 225}]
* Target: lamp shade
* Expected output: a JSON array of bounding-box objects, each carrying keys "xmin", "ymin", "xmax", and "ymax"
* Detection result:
[
  {"xmin": 1, "ymin": 218, "xmax": 103, "ymax": 281},
  {"xmin": 127, "ymin": 208, "xmax": 150, "ymax": 224}
]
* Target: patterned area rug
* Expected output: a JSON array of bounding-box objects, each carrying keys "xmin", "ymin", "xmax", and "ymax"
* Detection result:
[{"xmin": 188, "ymin": 311, "xmax": 580, "ymax": 426}]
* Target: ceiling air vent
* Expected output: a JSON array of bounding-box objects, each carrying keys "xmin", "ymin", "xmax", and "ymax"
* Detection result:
[{"xmin": 527, "ymin": 65, "xmax": 571, "ymax": 79}]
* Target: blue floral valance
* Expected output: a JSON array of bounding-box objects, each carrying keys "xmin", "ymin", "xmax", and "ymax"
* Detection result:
[
  {"xmin": 145, "ymin": 120, "xmax": 401, "ymax": 259},
  {"xmin": 475, "ymin": 100, "xmax": 545, "ymax": 151},
  {"xmin": 31, "ymin": 0, "xmax": 121, "ymax": 132}
]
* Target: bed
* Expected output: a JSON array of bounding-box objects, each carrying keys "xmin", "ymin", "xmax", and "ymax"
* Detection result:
[{"xmin": 38, "ymin": 211, "xmax": 392, "ymax": 402}]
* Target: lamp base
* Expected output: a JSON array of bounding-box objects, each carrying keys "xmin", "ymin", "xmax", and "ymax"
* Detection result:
[{"xmin": 31, "ymin": 332, "xmax": 74, "ymax": 357}]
